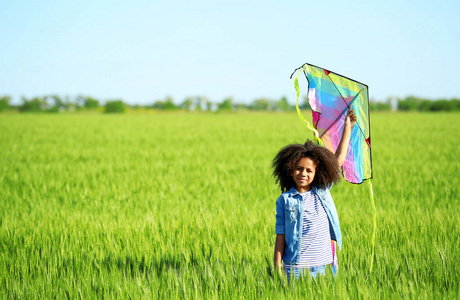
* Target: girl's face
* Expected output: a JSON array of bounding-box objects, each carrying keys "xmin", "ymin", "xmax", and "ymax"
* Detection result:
[{"xmin": 290, "ymin": 157, "xmax": 317, "ymax": 193}]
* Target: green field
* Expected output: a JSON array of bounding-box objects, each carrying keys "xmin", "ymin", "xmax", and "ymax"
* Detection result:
[{"xmin": 1, "ymin": 112, "xmax": 459, "ymax": 299}]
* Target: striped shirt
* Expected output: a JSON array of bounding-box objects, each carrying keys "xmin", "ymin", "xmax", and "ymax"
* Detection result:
[{"xmin": 284, "ymin": 190, "xmax": 332, "ymax": 269}]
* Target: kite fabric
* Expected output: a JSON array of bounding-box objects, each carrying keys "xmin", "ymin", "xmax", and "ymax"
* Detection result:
[
  {"xmin": 291, "ymin": 62, "xmax": 376, "ymax": 270},
  {"xmin": 294, "ymin": 63, "xmax": 372, "ymax": 184}
]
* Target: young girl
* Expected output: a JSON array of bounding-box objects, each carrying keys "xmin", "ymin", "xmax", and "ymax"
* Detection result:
[{"xmin": 273, "ymin": 109, "xmax": 356, "ymax": 280}]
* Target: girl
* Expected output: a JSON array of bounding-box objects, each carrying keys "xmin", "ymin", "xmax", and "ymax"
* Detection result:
[{"xmin": 273, "ymin": 109, "xmax": 356, "ymax": 280}]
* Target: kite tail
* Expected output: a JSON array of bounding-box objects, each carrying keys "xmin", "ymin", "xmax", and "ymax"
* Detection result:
[
  {"xmin": 368, "ymin": 179, "xmax": 376, "ymax": 271},
  {"xmin": 293, "ymin": 69, "xmax": 323, "ymax": 146}
]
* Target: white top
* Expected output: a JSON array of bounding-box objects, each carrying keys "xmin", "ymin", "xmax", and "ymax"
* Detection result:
[{"xmin": 284, "ymin": 190, "xmax": 333, "ymax": 269}]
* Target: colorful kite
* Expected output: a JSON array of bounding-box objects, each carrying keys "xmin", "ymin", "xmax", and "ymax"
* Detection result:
[{"xmin": 291, "ymin": 63, "xmax": 376, "ymax": 270}]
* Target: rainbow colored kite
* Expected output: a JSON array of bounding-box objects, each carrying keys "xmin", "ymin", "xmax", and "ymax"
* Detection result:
[
  {"xmin": 292, "ymin": 63, "xmax": 372, "ymax": 184},
  {"xmin": 291, "ymin": 62, "xmax": 376, "ymax": 270}
]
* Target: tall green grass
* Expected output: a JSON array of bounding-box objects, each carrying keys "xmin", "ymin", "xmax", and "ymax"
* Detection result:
[{"xmin": 0, "ymin": 112, "xmax": 459, "ymax": 298}]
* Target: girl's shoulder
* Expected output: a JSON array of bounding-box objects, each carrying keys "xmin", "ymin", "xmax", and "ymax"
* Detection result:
[
  {"xmin": 276, "ymin": 191, "xmax": 289, "ymax": 203},
  {"xmin": 276, "ymin": 188, "xmax": 299, "ymax": 203},
  {"xmin": 281, "ymin": 187, "xmax": 298, "ymax": 197}
]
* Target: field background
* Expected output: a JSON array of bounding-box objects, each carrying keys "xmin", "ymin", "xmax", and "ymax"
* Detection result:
[{"xmin": 0, "ymin": 112, "xmax": 459, "ymax": 298}]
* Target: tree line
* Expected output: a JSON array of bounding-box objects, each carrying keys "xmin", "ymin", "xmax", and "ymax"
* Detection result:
[{"xmin": 0, "ymin": 94, "xmax": 459, "ymax": 113}]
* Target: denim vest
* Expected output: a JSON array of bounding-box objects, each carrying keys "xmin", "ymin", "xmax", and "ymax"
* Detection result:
[{"xmin": 275, "ymin": 186, "xmax": 342, "ymax": 264}]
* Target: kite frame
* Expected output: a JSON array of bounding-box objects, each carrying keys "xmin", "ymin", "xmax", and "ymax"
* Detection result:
[{"xmin": 292, "ymin": 62, "xmax": 374, "ymax": 183}]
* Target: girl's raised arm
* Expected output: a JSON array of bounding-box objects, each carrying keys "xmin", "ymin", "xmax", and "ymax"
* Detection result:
[{"xmin": 335, "ymin": 108, "xmax": 357, "ymax": 168}]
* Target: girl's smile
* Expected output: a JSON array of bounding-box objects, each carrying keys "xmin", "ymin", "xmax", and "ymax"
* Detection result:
[{"xmin": 291, "ymin": 157, "xmax": 317, "ymax": 193}]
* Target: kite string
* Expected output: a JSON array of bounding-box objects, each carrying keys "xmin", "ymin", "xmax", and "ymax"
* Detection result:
[
  {"xmin": 293, "ymin": 69, "xmax": 323, "ymax": 146},
  {"xmin": 368, "ymin": 179, "xmax": 376, "ymax": 271}
]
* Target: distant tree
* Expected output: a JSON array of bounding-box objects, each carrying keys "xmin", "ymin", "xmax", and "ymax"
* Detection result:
[
  {"xmin": 276, "ymin": 96, "xmax": 290, "ymax": 111},
  {"xmin": 49, "ymin": 95, "xmax": 62, "ymax": 107},
  {"xmin": 47, "ymin": 106, "xmax": 60, "ymax": 113},
  {"xmin": 251, "ymin": 98, "xmax": 271, "ymax": 110},
  {"xmin": 452, "ymin": 99, "xmax": 460, "ymax": 110},
  {"xmin": 218, "ymin": 98, "xmax": 233, "ymax": 111},
  {"xmin": 194, "ymin": 96, "xmax": 205, "ymax": 111},
  {"xmin": 398, "ymin": 97, "xmax": 417, "ymax": 111},
  {"xmin": 19, "ymin": 96, "xmax": 47, "ymax": 112},
  {"xmin": 430, "ymin": 99, "xmax": 454, "ymax": 111},
  {"xmin": 153, "ymin": 96, "xmax": 178, "ymax": 110},
  {"xmin": 376, "ymin": 102, "xmax": 391, "ymax": 111},
  {"xmin": 104, "ymin": 100, "xmax": 126, "ymax": 113},
  {"xmin": 84, "ymin": 97, "xmax": 99, "ymax": 110},
  {"xmin": 205, "ymin": 99, "xmax": 213, "ymax": 111},
  {"xmin": 47, "ymin": 95, "xmax": 66, "ymax": 112},
  {"xmin": 418, "ymin": 100, "xmax": 433, "ymax": 111},
  {"xmin": 298, "ymin": 95, "xmax": 310, "ymax": 110},
  {"xmin": 0, "ymin": 95, "xmax": 11, "ymax": 112},
  {"xmin": 395, "ymin": 96, "xmax": 460, "ymax": 112},
  {"xmin": 63, "ymin": 96, "xmax": 77, "ymax": 112},
  {"xmin": 74, "ymin": 95, "xmax": 86, "ymax": 110},
  {"xmin": 179, "ymin": 96, "xmax": 207, "ymax": 111},
  {"xmin": 152, "ymin": 100, "xmax": 165, "ymax": 109},
  {"xmin": 235, "ymin": 103, "xmax": 248, "ymax": 110},
  {"xmin": 181, "ymin": 97, "xmax": 193, "ymax": 111},
  {"xmin": 369, "ymin": 99, "xmax": 391, "ymax": 111},
  {"xmin": 163, "ymin": 97, "xmax": 178, "ymax": 110}
]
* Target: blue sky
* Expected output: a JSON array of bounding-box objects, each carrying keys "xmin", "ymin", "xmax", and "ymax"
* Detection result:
[{"xmin": 1, "ymin": 0, "xmax": 458, "ymax": 105}]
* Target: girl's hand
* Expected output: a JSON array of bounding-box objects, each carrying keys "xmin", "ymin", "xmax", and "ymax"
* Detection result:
[
  {"xmin": 345, "ymin": 108, "xmax": 357, "ymax": 128},
  {"xmin": 277, "ymin": 265, "xmax": 284, "ymax": 277}
]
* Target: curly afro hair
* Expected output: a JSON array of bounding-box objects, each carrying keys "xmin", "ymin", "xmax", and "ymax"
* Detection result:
[{"xmin": 272, "ymin": 140, "xmax": 341, "ymax": 192}]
